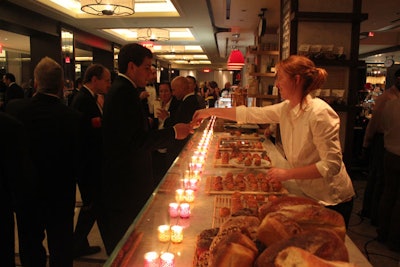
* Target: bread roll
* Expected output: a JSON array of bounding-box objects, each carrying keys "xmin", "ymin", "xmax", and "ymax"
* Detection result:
[
  {"xmin": 254, "ymin": 229, "xmax": 349, "ymax": 267},
  {"xmin": 275, "ymin": 246, "xmax": 358, "ymax": 267}
]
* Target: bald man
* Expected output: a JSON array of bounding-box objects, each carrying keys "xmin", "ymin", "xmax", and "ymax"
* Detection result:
[{"xmin": 164, "ymin": 76, "xmax": 204, "ymax": 166}]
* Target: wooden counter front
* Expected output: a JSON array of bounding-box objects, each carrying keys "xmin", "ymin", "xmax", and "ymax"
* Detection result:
[{"xmin": 104, "ymin": 122, "xmax": 372, "ymax": 267}]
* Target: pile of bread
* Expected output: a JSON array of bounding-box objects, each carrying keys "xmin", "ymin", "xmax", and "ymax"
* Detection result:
[{"xmin": 194, "ymin": 195, "xmax": 358, "ymax": 267}]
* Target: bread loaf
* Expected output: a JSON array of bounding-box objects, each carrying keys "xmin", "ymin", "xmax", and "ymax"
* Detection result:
[
  {"xmin": 209, "ymin": 215, "xmax": 260, "ymax": 253},
  {"xmin": 257, "ymin": 204, "xmax": 346, "ymax": 246},
  {"xmin": 257, "ymin": 212, "xmax": 303, "ymax": 246},
  {"xmin": 258, "ymin": 195, "xmax": 322, "ymax": 220},
  {"xmin": 275, "ymin": 246, "xmax": 358, "ymax": 267},
  {"xmin": 254, "ymin": 229, "xmax": 349, "ymax": 267},
  {"xmin": 209, "ymin": 239, "xmax": 257, "ymax": 267}
]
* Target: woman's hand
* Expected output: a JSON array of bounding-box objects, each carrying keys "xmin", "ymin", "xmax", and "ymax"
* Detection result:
[
  {"xmin": 266, "ymin": 167, "xmax": 289, "ymax": 182},
  {"xmin": 191, "ymin": 109, "xmax": 210, "ymax": 126}
]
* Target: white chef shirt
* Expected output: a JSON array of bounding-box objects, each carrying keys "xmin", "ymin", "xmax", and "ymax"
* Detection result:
[{"xmin": 236, "ymin": 95, "xmax": 355, "ymax": 206}]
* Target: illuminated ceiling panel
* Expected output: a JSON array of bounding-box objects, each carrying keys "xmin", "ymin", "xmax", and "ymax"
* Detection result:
[{"xmin": 102, "ymin": 28, "xmax": 195, "ymax": 42}]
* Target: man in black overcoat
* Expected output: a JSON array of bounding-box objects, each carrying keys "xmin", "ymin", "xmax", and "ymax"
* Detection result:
[{"xmin": 7, "ymin": 57, "xmax": 83, "ymax": 267}]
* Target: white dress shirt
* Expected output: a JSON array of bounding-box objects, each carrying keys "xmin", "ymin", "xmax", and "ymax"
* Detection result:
[
  {"xmin": 145, "ymin": 84, "xmax": 157, "ymax": 115},
  {"xmin": 236, "ymin": 95, "xmax": 354, "ymax": 205}
]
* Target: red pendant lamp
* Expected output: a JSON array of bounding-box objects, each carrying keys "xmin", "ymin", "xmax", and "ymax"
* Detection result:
[{"xmin": 227, "ymin": 49, "xmax": 245, "ymax": 68}]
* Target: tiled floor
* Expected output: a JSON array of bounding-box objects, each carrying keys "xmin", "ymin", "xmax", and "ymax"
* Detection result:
[{"xmin": 15, "ymin": 171, "xmax": 400, "ymax": 267}]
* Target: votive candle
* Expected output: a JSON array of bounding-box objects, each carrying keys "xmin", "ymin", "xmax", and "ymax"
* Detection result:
[
  {"xmin": 190, "ymin": 178, "xmax": 198, "ymax": 190},
  {"xmin": 160, "ymin": 252, "xmax": 175, "ymax": 267},
  {"xmin": 170, "ymin": 225, "xmax": 183, "ymax": 243},
  {"xmin": 179, "ymin": 202, "xmax": 190, "ymax": 218},
  {"xmin": 157, "ymin": 225, "xmax": 170, "ymax": 242},
  {"xmin": 169, "ymin": 202, "xmax": 179, "ymax": 218},
  {"xmin": 182, "ymin": 178, "xmax": 190, "ymax": 189},
  {"xmin": 184, "ymin": 189, "xmax": 195, "ymax": 202},
  {"xmin": 175, "ymin": 189, "xmax": 185, "ymax": 202},
  {"xmin": 144, "ymin": 251, "xmax": 159, "ymax": 267}
]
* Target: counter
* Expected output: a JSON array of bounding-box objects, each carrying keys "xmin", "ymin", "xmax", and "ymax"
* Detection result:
[{"xmin": 104, "ymin": 119, "xmax": 372, "ymax": 267}]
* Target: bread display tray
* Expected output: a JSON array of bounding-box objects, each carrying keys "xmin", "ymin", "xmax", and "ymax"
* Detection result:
[
  {"xmin": 217, "ymin": 137, "xmax": 266, "ymax": 151},
  {"xmin": 205, "ymin": 172, "xmax": 289, "ymax": 195}
]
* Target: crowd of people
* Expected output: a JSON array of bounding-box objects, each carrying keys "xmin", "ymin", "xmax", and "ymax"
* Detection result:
[
  {"xmin": 2, "ymin": 44, "xmax": 398, "ymax": 267},
  {"xmin": 0, "ymin": 43, "xmax": 196, "ymax": 267}
]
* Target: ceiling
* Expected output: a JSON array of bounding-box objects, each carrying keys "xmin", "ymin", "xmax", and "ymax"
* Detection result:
[{"xmin": 1, "ymin": 0, "xmax": 400, "ymax": 69}]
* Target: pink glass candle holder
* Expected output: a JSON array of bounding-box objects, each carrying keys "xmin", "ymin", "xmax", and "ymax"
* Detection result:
[
  {"xmin": 168, "ymin": 202, "xmax": 179, "ymax": 218},
  {"xmin": 179, "ymin": 202, "xmax": 190, "ymax": 218},
  {"xmin": 189, "ymin": 178, "xmax": 198, "ymax": 190},
  {"xmin": 144, "ymin": 251, "xmax": 159, "ymax": 267},
  {"xmin": 160, "ymin": 252, "xmax": 175, "ymax": 267},
  {"xmin": 175, "ymin": 189, "xmax": 185, "ymax": 202},
  {"xmin": 182, "ymin": 178, "xmax": 190, "ymax": 189},
  {"xmin": 184, "ymin": 189, "xmax": 195, "ymax": 202},
  {"xmin": 170, "ymin": 225, "xmax": 183, "ymax": 243},
  {"xmin": 157, "ymin": 225, "xmax": 170, "ymax": 242}
]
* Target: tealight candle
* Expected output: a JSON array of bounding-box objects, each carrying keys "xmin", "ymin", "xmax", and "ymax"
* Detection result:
[
  {"xmin": 160, "ymin": 252, "xmax": 175, "ymax": 267},
  {"xmin": 182, "ymin": 178, "xmax": 190, "ymax": 189},
  {"xmin": 157, "ymin": 225, "xmax": 170, "ymax": 242},
  {"xmin": 170, "ymin": 225, "xmax": 183, "ymax": 243},
  {"xmin": 144, "ymin": 251, "xmax": 159, "ymax": 267},
  {"xmin": 184, "ymin": 189, "xmax": 195, "ymax": 202},
  {"xmin": 169, "ymin": 202, "xmax": 179, "ymax": 218},
  {"xmin": 198, "ymin": 155, "xmax": 205, "ymax": 163},
  {"xmin": 179, "ymin": 202, "xmax": 190, "ymax": 218},
  {"xmin": 190, "ymin": 178, "xmax": 198, "ymax": 190},
  {"xmin": 175, "ymin": 189, "xmax": 185, "ymax": 202}
]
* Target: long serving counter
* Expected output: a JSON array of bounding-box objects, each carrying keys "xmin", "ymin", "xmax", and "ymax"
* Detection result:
[{"xmin": 104, "ymin": 118, "xmax": 372, "ymax": 267}]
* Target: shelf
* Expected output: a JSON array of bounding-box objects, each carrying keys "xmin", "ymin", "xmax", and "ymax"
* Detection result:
[
  {"xmin": 310, "ymin": 59, "xmax": 365, "ymax": 67},
  {"xmin": 248, "ymin": 50, "xmax": 279, "ymax": 56},
  {"xmin": 249, "ymin": 72, "xmax": 276, "ymax": 77}
]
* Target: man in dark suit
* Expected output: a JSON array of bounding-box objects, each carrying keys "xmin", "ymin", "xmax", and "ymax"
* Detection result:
[
  {"xmin": 0, "ymin": 112, "xmax": 33, "ymax": 267},
  {"xmin": 2, "ymin": 73, "xmax": 24, "ymax": 109},
  {"xmin": 67, "ymin": 77, "xmax": 83, "ymax": 106},
  {"xmin": 165, "ymin": 76, "xmax": 205, "ymax": 167},
  {"xmin": 98, "ymin": 43, "xmax": 193, "ymax": 255},
  {"xmin": 7, "ymin": 57, "xmax": 82, "ymax": 267},
  {"xmin": 70, "ymin": 64, "xmax": 111, "ymax": 258}
]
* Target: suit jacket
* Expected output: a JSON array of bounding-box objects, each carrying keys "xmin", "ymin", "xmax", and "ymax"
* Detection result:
[
  {"xmin": 5, "ymin": 83, "xmax": 24, "ymax": 107},
  {"xmin": 0, "ymin": 112, "xmax": 34, "ymax": 209},
  {"xmin": 101, "ymin": 75, "xmax": 175, "ymax": 213},
  {"xmin": 70, "ymin": 87, "xmax": 103, "ymax": 185},
  {"xmin": 165, "ymin": 93, "xmax": 203, "ymax": 165},
  {"xmin": 6, "ymin": 93, "xmax": 82, "ymax": 208}
]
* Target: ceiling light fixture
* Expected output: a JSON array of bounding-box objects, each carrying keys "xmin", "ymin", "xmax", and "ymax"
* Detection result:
[
  {"xmin": 80, "ymin": 0, "xmax": 135, "ymax": 16},
  {"xmin": 227, "ymin": 49, "xmax": 245, "ymax": 69},
  {"xmin": 137, "ymin": 28, "xmax": 170, "ymax": 42}
]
